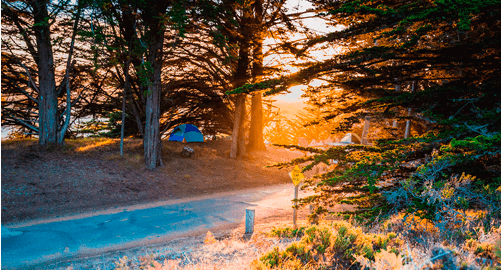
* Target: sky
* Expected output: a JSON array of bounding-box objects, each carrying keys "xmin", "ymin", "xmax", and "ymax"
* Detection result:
[{"xmin": 265, "ymin": 0, "xmax": 340, "ymax": 103}]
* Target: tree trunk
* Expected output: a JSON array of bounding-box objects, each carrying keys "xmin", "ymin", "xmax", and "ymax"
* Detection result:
[
  {"xmin": 247, "ymin": 0, "xmax": 266, "ymax": 152},
  {"xmin": 361, "ymin": 116, "xmax": 370, "ymax": 145},
  {"xmin": 230, "ymin": 94, "xmax": 246, "ymax": 158},
  {"xmin": 57, "ymin": 1, "xmax": 82, "ymax": 144},
  {"xmin": 32, "ymin": 0, "xmax": 58, "ymax": 146},
  {"xmin": 404, "ymin": 81, "xmax": 417, "ymax": 139},
  {"xmin": 392, "ymin": 81, "xmax": 401, "ymax": 129},
  {"xmin": 120, "ymin": 60, "xmax": 131, "ymax": 158},
  {"xmin": 248, "ymin": 93, "xmax": 265, "ymax": 151},
  {"xmin": 143, "ymin": 12, "xmax": 165, "ymax": 169},
  {"xmin": 120, "ymin": 5, "xmax": 145, "ymax": 138},
  {"xmin": 230, "ymin": 9, "xmax": 252, "ymax": 158}
]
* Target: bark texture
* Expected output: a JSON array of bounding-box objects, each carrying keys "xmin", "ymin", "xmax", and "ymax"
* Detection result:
[
  {"xmin": 361, "ymin": 116, "xmax": 370, "ymax": 145},
  {"xmin": 143, "ymin": 3, "xmax": 167, "ymax": 169},
  {"xmin": 247, "ymin": 0, "xmax": 266, "ymax": 152},
  {"xmin": 230, "ymin": 8, "xmax": 252, "ymax": 158},
  {"xmin": 230, "ymin": 94, "xmax": 247, "ymax": 158},
  {"xmin": 32, "ymin": 0, "xmax": 58, "ymax": 146}
]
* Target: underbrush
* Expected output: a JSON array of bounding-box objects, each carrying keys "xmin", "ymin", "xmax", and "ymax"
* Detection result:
[
  {"xmin": 253, "ymin": 222, "xmax": 402, "ymax": 270},
  {"xmin": 253, "ymin": 215, "xmax": 501, "ymax": 270},
  {"xmin": 79, "ymin": 216, "xmax": 500, "ymax": 270}
]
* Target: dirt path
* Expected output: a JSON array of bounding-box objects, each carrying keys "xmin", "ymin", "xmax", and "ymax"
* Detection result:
[
  {"xmin": 4, "ymin": 184, "xmax": 315, "ymax": 270},
  {"xmin": 43, "ymin": 212, "xmax": 314, "ymax": 270}
]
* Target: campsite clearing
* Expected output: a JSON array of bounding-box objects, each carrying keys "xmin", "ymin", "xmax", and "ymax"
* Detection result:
[{"xmin": 1, "ymin": 138, "xmax": 304, "ymax": 224}]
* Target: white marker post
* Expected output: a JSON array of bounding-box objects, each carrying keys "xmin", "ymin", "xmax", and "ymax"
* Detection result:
[
  {"xmin": 289, "ymin": 165, "xmax": 305, "ymax": 229},
  {"xmin": 245, "ymin": 209, "xmax": 255, "ymax": 234}
]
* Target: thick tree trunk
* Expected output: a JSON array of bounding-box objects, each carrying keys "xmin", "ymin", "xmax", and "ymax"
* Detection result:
[
  {"xmin": 230, "ymin": 10, "xmax": 251, "ymax": 158},
  {"xmin": 144, "ymin": 82, "xmax": 162, "ymax": 168},
  {"xmin": 248, "ymin": 93, "xmax": 265, "ymax": 151},
  {"xmin": 230, "ymin": 94, "xmax": 246, "ymax": 158},
  {"xmin": 32, "ymin": 0, "xmax": 58, "ymax": 146},
  {"xmin": 247, "ymin": 0, "xmax": 266, "ymax": 152},
  {"xmin": 143, "ymin": 13, "xmax": 166, "ymax": 169},
  {"xmin": 120, "ymin": 5, "xmax": 145, "ymax": 138}
]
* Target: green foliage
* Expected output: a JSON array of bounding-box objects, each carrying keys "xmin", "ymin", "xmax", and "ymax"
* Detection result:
[
  {"xmin": 259, "ymin": 0, "xmax": 501, "ymax": 235},
  {"xmin": 226, "ymin": 79, "xmax": 282, "ymax": 95},
  {"xmin": 255, "ymin": 222, "xmax": 403, "ymax": 269},
  {"xmin": 259, "ymin": 247, "xmax": 283, "ymax": 268},
  {"xmin": 137, "ymin": 61, "xmax": 154, "ymax": 92},
  {"xmin": 270, "ymin": 226, "xmax": 306, "ymax": 238},
  {"xmin": 166, "ymin": 1, "xmax": 189, "ymax": 37},
  {"xmin": 102, "ymin": 111, "xmax": 139, "ymax": 138}
]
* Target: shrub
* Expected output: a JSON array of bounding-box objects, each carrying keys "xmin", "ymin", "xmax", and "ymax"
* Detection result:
[
  {"xmin": 253, "ymin": 222, "xmax": 403, "ymax": 269},
  {"xmin": 270, "ymin": 226, "xmax": 306, "ymax": 238}
]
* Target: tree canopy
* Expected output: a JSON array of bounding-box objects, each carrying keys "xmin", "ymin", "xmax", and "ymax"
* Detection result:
[
  {"xmin": 2, "ymin": 0, "xmax": 501, "ymax": 203},
  {"xmin": 229, "ymin": 0, "xmax": 501, "ymax": 224}
]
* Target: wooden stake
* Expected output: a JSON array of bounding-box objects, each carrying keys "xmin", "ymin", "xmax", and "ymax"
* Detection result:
[
  {"xmin": 245, "ymin": 209, "xmax": 255, "ymax": 234},
  {"xmin": 293, "ymin": 185, "xmax": 298, "ymax": 229}
]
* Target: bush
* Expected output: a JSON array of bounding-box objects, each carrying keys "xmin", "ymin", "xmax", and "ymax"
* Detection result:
[
  {"xmin": 253, "ymin": 222, "xmax": 403, "ymax": 269},
  {"xmin": 270, "ymin": 226, "xmax": 306, "ymax": 238}
]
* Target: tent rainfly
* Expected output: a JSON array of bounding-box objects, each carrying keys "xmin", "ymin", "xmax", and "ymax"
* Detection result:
[{"xmin": 168, "ymin": 124, "xmax": 204, "ymax": 142}]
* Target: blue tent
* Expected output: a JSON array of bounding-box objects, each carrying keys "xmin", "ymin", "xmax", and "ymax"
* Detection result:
[{"xmin": 168, "ymin": 124, "xmax": 204, "ymax": 142}]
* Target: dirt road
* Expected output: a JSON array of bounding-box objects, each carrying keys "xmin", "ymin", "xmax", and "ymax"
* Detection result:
[{"xmin": 2, "ymin": 184, "xmax": 315, "ymax": 269}]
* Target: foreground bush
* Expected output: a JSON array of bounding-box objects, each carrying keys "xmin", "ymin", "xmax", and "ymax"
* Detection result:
[
  {"xmin": 252, "ymin": 222, "xmax": 402, "ymax": 269},
  {"xmin": 252, "ymin": 219, "xmax": 501, "ymax": 270}
]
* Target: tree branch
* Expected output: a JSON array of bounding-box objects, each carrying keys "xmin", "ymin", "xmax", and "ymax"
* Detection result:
[
  {"xmin": 58, "ymin": 1, "xmax": 83, "ymax": 143},
  {"xmin": 4, "ymin": 112, "xmax": 39, "ymax": 133}
]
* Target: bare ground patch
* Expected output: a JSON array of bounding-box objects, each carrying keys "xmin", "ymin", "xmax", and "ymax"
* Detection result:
[{"xmin": 1, "ymin": 138, "xmax": 303, "ymax": 224}]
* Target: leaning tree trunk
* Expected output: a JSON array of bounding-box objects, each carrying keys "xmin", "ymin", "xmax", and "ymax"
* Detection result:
[
  {"xmin": 32, "ymin": 0, "xmax": 58, "ymax": 146},
  {"xmin": 143, "ymin": 16, "xmax": 165, "ymax": 169}
]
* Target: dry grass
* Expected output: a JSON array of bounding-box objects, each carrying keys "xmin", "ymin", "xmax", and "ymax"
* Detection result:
[
  {"xmin": 57, "ymin": 215, "xmax": 500, "ymax": 270},
  {"xmin": 1, "ymin": 137, "xmax": 38, "ymax": 150},
  {"xmin": 107, "ymin": 229, "xmax": 300, "ymax": 270},
  {"xmin": 247, "ymin": 215, "xmax": 501, "ymax": 270}
]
